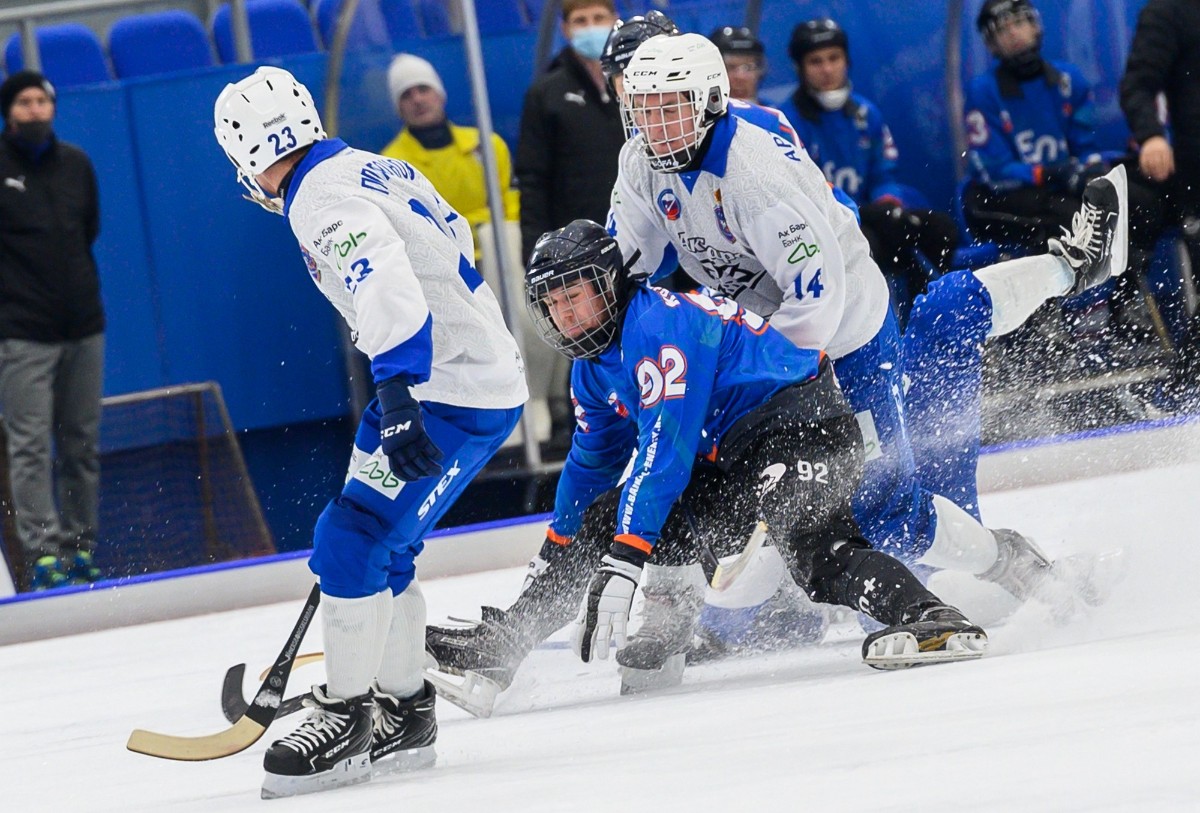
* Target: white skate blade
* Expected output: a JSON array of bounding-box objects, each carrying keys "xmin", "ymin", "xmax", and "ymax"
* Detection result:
[
  {"xmin": 261, "ymin": 752, "xmax": 371, "ymax": 799},
  {"xmin": 619, "ymin": 653, "xmax": 685, "ymax": 695},
  {"xmin": 423, "ymin": 668, "xmax": 500, "ymax": 719},
  {"xmin": 711, "ymin": 521, "xmax": 768, "ymax": 591},
  {"xmin": 372, "ymin": 745, "xmax": 437, "ymax": 776},
  {"xmin": 1107, "ymin": 164, "xmax": 1129, "ymax": 279},
  {"xmin": 863, "ymin": 631, "xmax": 988, "ymax": 670}
]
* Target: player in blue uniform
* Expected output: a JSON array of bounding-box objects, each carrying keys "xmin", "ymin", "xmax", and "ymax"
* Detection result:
[
  {"xmin": 708, "ymin": 26, "xmax": 767, "ymax": 104},
  {"xmin": 424, "ymin": 29, "xmax": 1128, "ymax": 697},
  {"xmin": 779, "ymin": 18, "xmax": 958, "ymax": 323},
  {"xmin": 964, "ymin": 0, "xmax": 1164, "ymax": 267},
  {"xmin": 537, "ymin": 220, "xmax": 986, "ymax": 678}
]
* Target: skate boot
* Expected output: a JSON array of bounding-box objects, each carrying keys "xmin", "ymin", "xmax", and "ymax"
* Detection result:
[
  {"xmin": 370, "ymin": 680, "xmax": 437, "ymax": 774},
  {"xmin": 862, "ymin": 603, "xmax": 987, "ymax": 670},
  {"xmin": 261, "ymin": 685, "xmax": 373, "ymax": 799},
  {"xmin": 617, "ymin": 565, "xmax": 705, "ymax": 694},
  {"xmin": 424, "ymin": 607, "xmax": 530, "ymax": 718},
  {"xmin": 64, "ymin": 550, "xmax": 101, "ymax": 585},
  {"xmin": 425, "ymin": 606, "xmax": 526, "ymax": 690},
  {"xmin": 29, "ymin": 554, "xmax": 68, "ymax": 591},
  {"xmin": 982, "ymin": 529, "xmax": 1121, "ymax": 622},
  {"xmin": 1049, "ymin": 164, "xmax": 1129, "ymax": 296}
]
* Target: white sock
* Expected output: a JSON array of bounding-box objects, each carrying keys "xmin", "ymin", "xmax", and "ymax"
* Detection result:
[
  {"xmin": 322, "ymin": 590, "xmax": 392, "ymax": 700},
  {"xmin": 375, "ymin": 580, "xmax": 427, "ymax": 699},
  {"xmin": 917, "ymin": 495, "xmax": 1000, "ymax": 575},
  {"xmin": 974, "ymin": 255, "xmax": 1074, "ymax": 338}
]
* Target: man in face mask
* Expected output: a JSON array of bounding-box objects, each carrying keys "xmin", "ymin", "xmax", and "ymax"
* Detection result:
[
  {"xmin": 778, "ymin": 19, "xmax": 959, "ymax": 326},
  {"xmin": 515, "ymin": 0, "xmax": 623, "ymax": 450},
  {"xmin": 0, "ymin": 70, "xmax": 106, "ymax": 591}
]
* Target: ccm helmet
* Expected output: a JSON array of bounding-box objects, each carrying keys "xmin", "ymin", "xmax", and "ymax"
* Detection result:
[
  {"xmin": 525, "ymin": 220, "xmax": 631, "ymax": 360},
  {"xmin": 621, "ymin": 33, "xmax": 730, "ymax": 173},
  {"xmin": 599, "ymin": 10, "xmax": 679, "ymax": 82},
  {"xmin": 213, "ymin": 66, "xmax": 325, "ymax": 213}
]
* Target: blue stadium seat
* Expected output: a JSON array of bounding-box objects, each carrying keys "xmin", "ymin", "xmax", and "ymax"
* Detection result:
[
  {"xmin": 381, "ymin": 0, "xmax": 424, "ymax": 42},
  {"xmin": 211, "ymin": 0, "xmax": 318, "ymax": 63},
  {"xmin": 313, "ymin": 0, "xmax": 391, "ymax": 49},
  {"xmin": 477, "ymin": 0, "xmax": 527, "ymax": 34},
  {"xmin": 418, "ymin": 0, "xmax": 453, "ymax": 37},
  {"xmin": 109, "ymin": 11, "xmax": 214, "ymax": 79},
  {"xmin": 4, "ymin": 24, "xmax": 111, "ymax": 88}
]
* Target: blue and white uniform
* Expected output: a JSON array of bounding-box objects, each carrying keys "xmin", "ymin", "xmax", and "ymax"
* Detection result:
[
  {"xmin": 610, "ymin": 112, "xmax": 942, "ymax": 560},
  {"xmin": 284, "ymin": 139, "xmax": 527, "ymax": 597},
  {"xmin": 964, "ymin": 61, "xmax": 1100, "ymax": 189},
  {"xmin": 549, "ymin": 286, "xmax": 822, "ymax": 549}
]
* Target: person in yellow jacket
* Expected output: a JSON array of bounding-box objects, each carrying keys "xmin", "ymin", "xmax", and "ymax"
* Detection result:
[{"xmin": 381, "ymin": 54, "xmax": 520, "ymax": 262}]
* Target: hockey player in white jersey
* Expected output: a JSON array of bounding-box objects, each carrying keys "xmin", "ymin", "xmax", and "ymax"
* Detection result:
[
  {"xmin": 604, "ymin": 34, "xmax": 1127, "ymax": 662},
  {"xmin": 213, "ymin": 67, "xmax": 527, "ymax": 797},
  {"xmin": 424, "ymin": 33, "xmax": 1128, "ymax": 702}
]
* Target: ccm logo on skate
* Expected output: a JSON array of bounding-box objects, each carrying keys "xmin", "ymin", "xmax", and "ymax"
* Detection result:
[
  {"xmin": 418, "ymin": 461, "xmax": 463, "ymax": 520},
  {"xmin": 381, "ymin": 422, "xmax": 411, "ymax": 437}
]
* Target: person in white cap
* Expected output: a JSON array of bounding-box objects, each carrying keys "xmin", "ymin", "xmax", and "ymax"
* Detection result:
[{"xmin": 381, "ymin": 53, "xmax": 518, "ymax": 258}]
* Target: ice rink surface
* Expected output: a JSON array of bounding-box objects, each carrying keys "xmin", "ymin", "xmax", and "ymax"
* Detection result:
[{"xmin": 4, "ymin": 461, "xmax": 1200, "ymax": 812}]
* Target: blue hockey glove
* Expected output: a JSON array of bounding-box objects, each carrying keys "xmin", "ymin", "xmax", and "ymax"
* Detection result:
[{"xmin": 377, "ymin": 376, "xmax": 444, "ymax": 482}]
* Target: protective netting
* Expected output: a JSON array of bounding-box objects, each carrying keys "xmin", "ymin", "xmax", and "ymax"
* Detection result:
[{"xmin": 1, "ymin": 383, "xmax": 274, "ymax": 587}]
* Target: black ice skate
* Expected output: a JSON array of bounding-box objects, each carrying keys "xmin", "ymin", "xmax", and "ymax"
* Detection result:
[
  {"xmin": 617, "ymin": 581, "xmax": 704, "ymax": 695},
  {"xmin": 425, "ymin": 606, "xmax": 524, "ymax": 689},
  {"xmin": 260, "ymin": 685, "xmax": 373, "ymax": 799},
  {"xmin": 424, "ymin": 607, "xmax": 525, "ymax": 718},
  {"xmin": 862, "ymin": 603, "xmax": 987, "ymax": 670},
  {"xmin": 370, "ymin": 680, "xmax": 437, "ymax": 774},
  {"xmin": 1049, "ymin": 164, "xmax": 1129, "ymax": 296}
]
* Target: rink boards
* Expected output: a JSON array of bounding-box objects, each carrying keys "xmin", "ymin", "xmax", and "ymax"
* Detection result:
[{"xmin": 2, "ymin": 415, "xmax": 1198, "ymax": 646}]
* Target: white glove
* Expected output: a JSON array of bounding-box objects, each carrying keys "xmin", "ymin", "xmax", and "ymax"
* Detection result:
[{"xmin": 571, "ymin": 554, "xmax": 642, "ymax": 663}]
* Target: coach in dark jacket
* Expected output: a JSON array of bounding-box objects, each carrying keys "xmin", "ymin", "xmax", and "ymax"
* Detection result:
[
  {"xmin": 0, "ymin": 70, "xmax": 105, "ymax": 590},
  {"xmin": 1120, "ymin": 0, "xmax": 1200, "ymax": 214},
  {"xmin": 515, "ymin": 0, "xmax": 624, "ymax": 260}
]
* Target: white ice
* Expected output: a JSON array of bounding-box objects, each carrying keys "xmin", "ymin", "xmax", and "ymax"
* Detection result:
[{"xmin": 4, "ymin": 461, "xmax": 1200, "ymax": 811}]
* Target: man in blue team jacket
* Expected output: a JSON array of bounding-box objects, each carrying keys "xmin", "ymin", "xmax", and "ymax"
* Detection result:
[{"xmin": 779, "ymin": 18, "xmax": 959, "ymax": 322}]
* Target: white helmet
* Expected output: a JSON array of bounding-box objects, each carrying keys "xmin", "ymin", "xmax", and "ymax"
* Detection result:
[
  {"xmin": 213, "ymin": 66, "xmax": 325, "ymax": 213},
  {"xmin": 621, "ymin": 33, "xmax": 729, "ymax": 172}
]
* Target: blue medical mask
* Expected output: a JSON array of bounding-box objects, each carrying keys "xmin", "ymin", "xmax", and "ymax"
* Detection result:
[{"xmin": 571, "ymin": 26, "xmax": 610, "ymax": 61}]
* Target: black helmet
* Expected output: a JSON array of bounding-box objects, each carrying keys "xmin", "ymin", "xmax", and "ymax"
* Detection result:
[
  {"xmin": 976, "ymin": 0, "xmax": 1043, "ymax": 74},
  {"xmin": 708, "ymin": 25, "xmax": 764, "ymax": 57},
  {"xmin": 599, "ymin": 10, "xmax": 679, "ymax": 81},
  {"xmin": 788, "ymin": 18, "xmax": 848, "ymax": 64},
  {"xmin": 525, "ymin": 220, "xmax": 631, "ymax": 360}
]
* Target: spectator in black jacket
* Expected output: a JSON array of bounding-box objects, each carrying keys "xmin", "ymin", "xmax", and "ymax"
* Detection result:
[
  {"xmin": 515, "ymin": 0, "xmax": 622, "ymax": 261},
  {"xmin": 515, "ymin": 0, "xmax": 622, "ymax": 448},
  {"xmin": 1120, "ymin": 0, "xmax": 1200, "ymax": 392},
  {"xmin": 0, "ymin": 71, "xmax": 104, "ymax": 591},
  {"xmin": 1120, "ymin": 0, "xmax": 1200, "ymax": 212}
]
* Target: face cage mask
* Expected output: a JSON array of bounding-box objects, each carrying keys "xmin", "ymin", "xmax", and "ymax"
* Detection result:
[
  {"xmin": 622, "ymin": 89, "xmax": 714, "ymax": 173},
  {"xmin": 225, "ymin": 152, "xmax": 285, "ymax": 215},
  {"xmin": 528, "ymin": 251, "xmax": 633, "ymax": 359}
]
